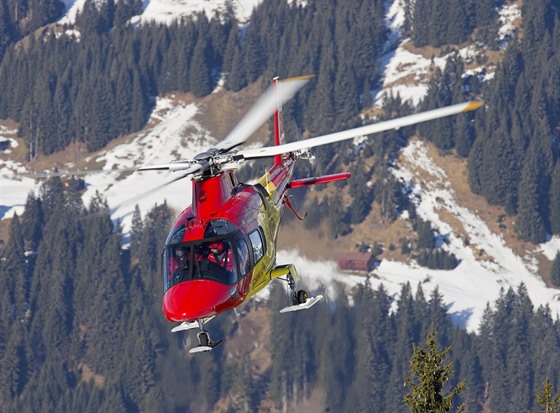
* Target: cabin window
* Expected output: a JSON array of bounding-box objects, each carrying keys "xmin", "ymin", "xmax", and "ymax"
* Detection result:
[
  {"xmin": 249, "ymin": 228, "xmax": 265, "ymax": 263},
  {"xmin": 236, "ymin": 239, "xmax": 251, "ymax": 276},
  {"xmin": 163, "ymin": 239, "xmax": 238, "ymax": 291}
]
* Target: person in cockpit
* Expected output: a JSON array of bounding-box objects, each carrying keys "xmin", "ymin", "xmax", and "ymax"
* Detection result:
[
  {"xmin": 173, "ymin": 245, "xmax": 189, "ymax": 281},
  {"xmin": 208, "ymin": 242, "xmax": 234, "ymax": 271}
]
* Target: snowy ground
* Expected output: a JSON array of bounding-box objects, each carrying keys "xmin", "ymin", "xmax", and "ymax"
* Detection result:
[
  {"xmin": 80, "ymin": 98, "xmax": 213, "ymax": 233},
  {"xmin": 59, "ymin": 0, "xmax": 262, "ymax": 25},
  {"xmin": 390, "ymin": 141, "xmax": 560, "ymax": 331}
]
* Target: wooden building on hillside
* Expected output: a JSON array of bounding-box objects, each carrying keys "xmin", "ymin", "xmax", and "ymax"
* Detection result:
[{"xmin": 336, "ymin": 252, "xmax": 376, "ymax": 274}]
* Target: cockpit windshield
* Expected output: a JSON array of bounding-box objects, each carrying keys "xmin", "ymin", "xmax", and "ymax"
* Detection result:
[{"xmin": 163, "ymin": 239, "xmax": 240, "ymax": 292}]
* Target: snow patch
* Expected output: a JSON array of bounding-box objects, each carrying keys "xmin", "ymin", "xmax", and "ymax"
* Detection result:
[
  {"xmin": 390, "ymin": 140, "xmax": 560, "ymax": 332},
  {"xmin": 499, "ymin": 3, "xmax": 521, "ymax": 47},
  {"xmin": 82, "ymin": 97, "xmax": 216, "ymax": 234},
  {"xmin": 59, "ymin": 0, "xmax": 262, "ymax": 26},
  {"xmin": 540, "ymin": 236, "xmax": 560, "ymax": 261}
]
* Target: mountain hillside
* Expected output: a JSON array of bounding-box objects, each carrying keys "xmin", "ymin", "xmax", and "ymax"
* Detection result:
[
  {"xmin": 1, "ymin": 0, "xmax": 559, "ymax": 332},
  {"xmin": 2, "ymin": 1, "xmax": 560, "ymax": 412}
]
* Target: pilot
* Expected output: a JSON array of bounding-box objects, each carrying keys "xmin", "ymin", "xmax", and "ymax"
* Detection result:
[
  {"xmin": 173, "ymin": 246, "xmax": 189, "ymax": 280},
  {"xmin": 176, "ymin": 245, "xmax": 188, "ymax": 265},
  {"xmin": 208, "ymin": 242, "xmax": 234, "ymax": 271}
]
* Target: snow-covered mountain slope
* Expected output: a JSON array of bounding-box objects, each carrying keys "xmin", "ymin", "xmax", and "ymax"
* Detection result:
[
  {"xmin": 59, "ymin": 0, "xmax": 262, "ymax": 25},
  {"xmin": 375, "ymin": 0, "xmax": 518, "ymax": 105},
  {"xmin": 1, "ymin": 95, "xmax": 228, "ymax": 238}
]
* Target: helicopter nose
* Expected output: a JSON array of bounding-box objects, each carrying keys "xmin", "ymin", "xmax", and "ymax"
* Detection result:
[{"xmin": 162, "ymin": 280, "xmax": 233, "ymax": 322}]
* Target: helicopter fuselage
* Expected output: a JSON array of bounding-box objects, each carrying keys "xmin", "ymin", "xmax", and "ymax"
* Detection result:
[{"xmin": 161, "ymin": 157, "xmax": 295, "ymax": 323}]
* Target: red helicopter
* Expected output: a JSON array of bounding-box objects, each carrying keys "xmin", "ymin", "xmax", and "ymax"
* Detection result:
[
  {"xmin": 129, "ymin": 76, "xmax": 482, "ymax": 353},
  {"xmin": 37, "ymin": 76, "xmax": 482, "ymax": 353}
]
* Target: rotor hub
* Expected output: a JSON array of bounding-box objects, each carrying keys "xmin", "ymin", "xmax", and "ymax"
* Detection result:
[{"xmin": 194, "ymin": 150, "xmax": 218, "ymax": 162}]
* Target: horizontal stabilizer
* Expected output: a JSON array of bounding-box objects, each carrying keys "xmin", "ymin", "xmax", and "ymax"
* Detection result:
[{"xmin": 288, "ymin": 172, "xmax": 351, "ymax": 189}]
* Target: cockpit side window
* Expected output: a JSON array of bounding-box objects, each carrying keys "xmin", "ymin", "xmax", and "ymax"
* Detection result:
[
  {"xmin": 249, "ymin": 228, "xmax": 265, "ymax": 263},
  {"xmin": 166, "ymin": 225, "xmax": 186, "ymax": 245},
  {"xmin": 163, "ymin": 243, "xmax": 192, "ymax": 292},
  {"xmin": 236, "ymin": 239, "xmax": 251, "ymax": 277}
]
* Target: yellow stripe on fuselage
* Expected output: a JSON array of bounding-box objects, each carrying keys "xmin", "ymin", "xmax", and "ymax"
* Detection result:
[{"xmin": 258, "ymin": 172, "xmax": 277, "ymax": 196}]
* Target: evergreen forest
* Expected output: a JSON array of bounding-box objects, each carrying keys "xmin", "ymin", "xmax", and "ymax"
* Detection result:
[
  {"xmin": 1, "ymin": 0, "xmax": 559, "ymax": 240},
  {"xmin": 1, "ymin": 180, "xmax": 560, "ymax": 412},
  {"xmin": 1, "ymin": 0, "xmax": 560, "ymax": 411}
]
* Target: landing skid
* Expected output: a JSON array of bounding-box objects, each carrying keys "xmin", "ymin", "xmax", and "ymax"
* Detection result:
[
  {"xmin": 280, "ymin": 295, "xmax": 323, "ymax": 313},
  {"xmin": 171, "ymin": 316, "xmax": 215, "ymax": 333},
  {"xmin": 184, "ymin": 320, "xmax": 223, "ymax": 354},
  {"xmin": 278, "ymin": 270, "xmax": 323, "ymax": 314},
  {"xmin": 189, "ymin": 339, "xmax": 223, "ymax": 354}
]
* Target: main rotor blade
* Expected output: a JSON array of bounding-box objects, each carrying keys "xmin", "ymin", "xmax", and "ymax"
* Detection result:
[
  {"xmin": 108, "ymin": 166, "xmax": 201, "ymax": 213},
  {"xmin": 22, "ymin": 161, "xmax": 202, "ymax": 179},
  {"xmin": 22, "ymin": 167, "xmax": 139, "ymax": 178},
  {"xmin": 138, "ymin": 162, "xmax": 201, "ymax": 172},
  {"xmin": 214, "ymin": 75, "xmax": 313, "ymax": 153},
  {"xmin": 236, "ymin": 101, "xmax": 484, "ymax": 159}
]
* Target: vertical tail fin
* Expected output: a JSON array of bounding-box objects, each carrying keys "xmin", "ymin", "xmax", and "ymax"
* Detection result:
[{"xmin": 272, "ymin": 77, "xmax": 284, "ymax": 166}]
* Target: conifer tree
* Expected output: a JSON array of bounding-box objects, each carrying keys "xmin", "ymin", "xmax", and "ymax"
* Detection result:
[
  {"xmin": 530, "ymin": 378, "xmax": 560, "ymax": 413},
  {"xmin": 446, "ymin": 0, "xmax": 472, "ymax": 45},
  {"xmin": 189, "ymin": 35, "xmax": 212, "ymax": 98},
  {"xmin": 130, "ymin": 205, "xmax": 144, "ymax": 262},
  {"xmin": 453, "ymin": 108, "xmax": 475, "ymax": 158},
  {"xmin": 385, "ymin": 282, "xmax": 420, "ymax": 412},
  {"xmin": 351, "ymin": 282, "xmax": 392, "ymax": 412},
  {"xmin": 223, "ymin": 28, "xmax": 246, "ymax": 92},
  {"xmin": 348, "ymin": 160, "xmax": 372, "ymax": 224},
  {"xmin": 309, "ymin": 40, "xmax": 336, "ymax": 134},
  {"xmin": 0, "ymin": 327, "xmax": 28, "ymax": 400},
  {"xmin": 99, "ymin": 0, "xmax": 116, "ymax": 33},
  {"xmin": 516, "ymin": 144, "xmax": 548, "ymax": 243},
  {"xmin": 376, "ymin": 169, "xmax": 404, "ymax": 222},
  {"xmin": 429, "ymin": 0, "xmax": 448, "ymax": 47},
  {"xmin": 462, "ymin": 351, "xmax": 485, "ymax": 412},
  {"xmin": 0, "ymin": 0, "xmax": 15, "ymax": 61},
  {"xmin": 550, "ymin": 162, "xmax": 560, "ymax": 234},
  {"xmin": 242, "ymin": 17, "xmax": 265, "ymax": 84},
  {"xmin": 551, "ymin": 252, "xmax": 560, "ymax": 287},
  {"xmin": 411, "ymin": 0, "xmax": 431, "ymax": 47},
  {"xmin": 416, "ymin": 219, "xmax": 435, "ymax": 250},
  {"xmin": 334, "ymin": 60, "xmax": 359, "ymax": 127},
  {"xmin": 404, "ymin": 324, "xmax": 465, "ymax": 413},
  {"xmin": 2, "ymin": 215, "xmax": 26, "ymax": 303}
]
